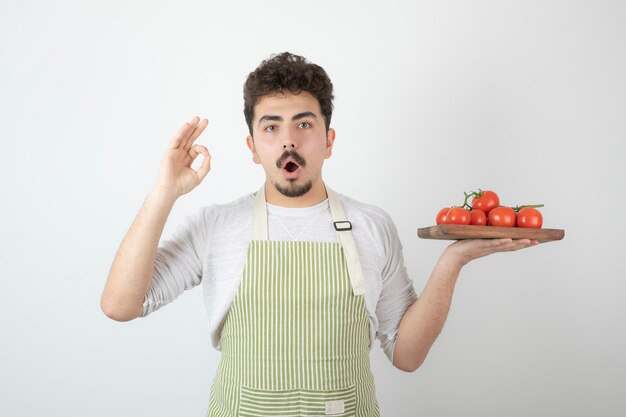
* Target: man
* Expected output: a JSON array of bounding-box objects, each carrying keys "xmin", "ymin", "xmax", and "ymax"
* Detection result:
[{"xmin": 101, "ymin": 52, "xmax": 537, "ymax": 416}]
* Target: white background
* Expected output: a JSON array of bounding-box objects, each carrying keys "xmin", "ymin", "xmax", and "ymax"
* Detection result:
[{"xmin": 1, "ymin": 0, "xmax": 625, "ymax": 416}]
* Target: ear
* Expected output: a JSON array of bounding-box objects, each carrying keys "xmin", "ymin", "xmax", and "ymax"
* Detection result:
[
  {"xmin": 246, "ymin": 135, "xmax": 261, "ymax": 164},
  {"xmin": 324, "ymin": 128, "xmax": 336, "ymax": 159}
]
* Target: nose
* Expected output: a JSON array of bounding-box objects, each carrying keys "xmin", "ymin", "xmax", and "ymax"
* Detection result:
[{"xmin": 281, "ymin": 128, "xmax": 297, "ymax": 150}]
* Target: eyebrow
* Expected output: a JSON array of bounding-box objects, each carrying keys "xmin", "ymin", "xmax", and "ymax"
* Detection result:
[
  {"xmin": 257, "ymin": 111, "xmax": 318, "ymax": 127},
  {"xmin": 292, "ymin": 111, "xmax": 318, "ymax": 121}
]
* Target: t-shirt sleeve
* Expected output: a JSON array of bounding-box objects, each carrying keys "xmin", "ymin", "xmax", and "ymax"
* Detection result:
[
  {"xmin": 141, "ymin": 208, "xmax": 208, "ymax": 317},
  {"xmin": 374, "ymin": 211, "xmax": 418, "ymax": 363}
]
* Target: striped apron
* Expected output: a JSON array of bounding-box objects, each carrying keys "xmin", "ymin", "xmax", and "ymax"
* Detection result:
[{"xmin": 207, "ymin": 185, "xmax": 379, "ymax": 417}]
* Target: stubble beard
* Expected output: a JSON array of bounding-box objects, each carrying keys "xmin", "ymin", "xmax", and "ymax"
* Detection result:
[{"xmin": 273, "ymin": 179, "xmax": 313, "ymax": 198}]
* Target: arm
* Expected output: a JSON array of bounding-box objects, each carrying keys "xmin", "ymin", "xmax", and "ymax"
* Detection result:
[
  {"xmin": 392, "ymin": 238, "xmax": 538, "ymax": 372},
  {"xmin": 100, "ymin": 116, "xmax": 211, "ymax": 322}
]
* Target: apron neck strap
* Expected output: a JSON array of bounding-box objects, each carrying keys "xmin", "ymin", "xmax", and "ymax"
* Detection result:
[
  {"xmin": 253, "ymin": 184, "xmax": 269, "ymax": 241},
  {"xmin": 252, "ymin": 183, "xmax": 365, "ymax": 296}
]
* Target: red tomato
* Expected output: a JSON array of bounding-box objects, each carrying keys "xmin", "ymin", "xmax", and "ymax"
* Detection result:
[
  {"xmin": 472, "ymin": 190, "xmax": 500, "ymax": 214},
  {"xmin": 470, "ymin": 209, "xmax": 487, "ymax": 226},
  {"xmin": 446, "ymin": 207, "xmax": 471, "ymax": 225},
  {"xmin": 436, "ymin": 207, "xmax": 449, "ymax": 225},
  {"xmin": 516, "ymin": 207, "xmax": 543, "ymax": 228},
  {"xmin": 488, "ymin": 206, "xmax": 516, "ymax": 227}
]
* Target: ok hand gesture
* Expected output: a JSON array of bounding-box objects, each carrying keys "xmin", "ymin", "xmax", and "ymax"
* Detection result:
[{"xmin": 153, "ymin": 116, "xmax": 211, "ymax": 199}]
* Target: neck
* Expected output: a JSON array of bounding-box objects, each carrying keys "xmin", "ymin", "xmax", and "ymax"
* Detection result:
[{"xmin": 264, "ymin": 179, "xmax": 328, "ymax": 208}]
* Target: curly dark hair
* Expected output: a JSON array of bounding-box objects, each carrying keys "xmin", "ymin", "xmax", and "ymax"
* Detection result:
[{"xmin": 243, "ymin": 52, "xmax": 334, "ymax": 135}]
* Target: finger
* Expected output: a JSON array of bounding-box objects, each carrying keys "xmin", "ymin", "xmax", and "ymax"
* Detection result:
[
  {"xmin": 169, "ymin": 116, "xmax": 200, "ymax": 149},
  {"xmin": 473, "ymin": 238, "xmax": 531, "ymax": 256},
  {"xmin": 188, "ymin": 143, "xmax": 208, "ymax": 159},
  {"xmin": 499, "ymin": 239, "xmax": 534, "ymax": 252},
  {"xmin": 196, "ymin": 151, "xmax": 212, "ymax": 182},
  {"xmin": 183, "ymin": 118, "xmax": 209, "ymax": 151},
  {"xmin": 189, "ymin": 145, "xmax": 211, "ymax": 181},
  {"xmin": 168, "ymin": 120, "xmax": 194, "ymax": 149},
  {"xmin": 181, "ymin": 116, "xmax": 201, "ymax": 147},
  {"xmin": 485, "ymin": 238, "xmax": 513, "ymax": 248}
]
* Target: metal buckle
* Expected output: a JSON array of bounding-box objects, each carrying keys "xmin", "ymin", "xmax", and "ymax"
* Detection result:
[{"xmin": 333, "ymin": 221, "xmax": 352, "ymax": 231}]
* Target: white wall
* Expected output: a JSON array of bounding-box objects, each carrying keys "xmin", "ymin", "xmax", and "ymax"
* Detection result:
[{"xmin": 1, "ymin": 1, "xmax": 624, "ymax": 416}]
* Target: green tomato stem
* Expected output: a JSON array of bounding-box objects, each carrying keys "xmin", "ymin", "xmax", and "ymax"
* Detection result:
[
  {"xmin": 461, "ymin": 192, "xmax": 472, "ymax": 210},
  {"xmin": 512, "ymin": 204, "xmax": 545, "ymax": 213},
  {"xmin": 461, "ymin": 189, "xmax": 483, "ymax": 211}
]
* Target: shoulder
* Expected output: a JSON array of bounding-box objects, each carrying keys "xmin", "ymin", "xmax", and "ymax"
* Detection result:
[
  {"xmin": 334, "ymin": 191, "xmax": 405, "ymax": 284},
  {"xmin": 196, "ymin": 193, "xmax": 254, "ymax": 221},
  {"xmin": 337, "ymin": 192, "xmax": 395, "ymax": 229},
  {"xmin": 334, "ymin": 191, "xmax": 400, "ymax": 250},
  {"xmin": 159, "ymin": 194, "xmax": 251, "ymax": 252},
  {"xmin": 178, "ymin": 193, "xmax": 254, "ymax": 240}
]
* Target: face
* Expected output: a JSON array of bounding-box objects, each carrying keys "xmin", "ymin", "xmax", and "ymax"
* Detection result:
[{"xmin": 246, "ymin": 91, "xmax": 335, "ymax": 199}]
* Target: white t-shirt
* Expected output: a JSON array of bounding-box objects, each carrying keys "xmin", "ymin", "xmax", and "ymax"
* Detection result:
[{"xmin": 142, "ymin": 191, "xmax": 418, "ymax": 363}]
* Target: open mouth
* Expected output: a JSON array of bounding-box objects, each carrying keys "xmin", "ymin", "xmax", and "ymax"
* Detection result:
[
  {"xmin": 284, "ymin": 161, "xmax": 299, "ymax": 173},
  {"xmin": 277, "ymin": 152, "xmax": 306, "ymax": 178}
]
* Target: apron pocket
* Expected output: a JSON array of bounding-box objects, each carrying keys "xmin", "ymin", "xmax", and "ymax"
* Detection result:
[{"xmin": 239, "ymin": 384, "xmax": 356, "ymax": 417}]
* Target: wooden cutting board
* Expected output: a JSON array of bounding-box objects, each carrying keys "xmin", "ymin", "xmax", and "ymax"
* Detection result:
[{"xmin": 417, "ymin": 224, "xmax": 565, "ymax": 243}]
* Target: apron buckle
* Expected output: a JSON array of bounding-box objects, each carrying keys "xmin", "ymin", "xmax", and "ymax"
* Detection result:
[{"xmin": 333, "ymin": 221, "xmax": 352, "ymax": 231}]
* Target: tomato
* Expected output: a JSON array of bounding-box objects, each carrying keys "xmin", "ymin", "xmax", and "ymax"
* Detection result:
[
  {"xmin": 488, "ymin": 206, "xmax": 516, "ymax": 227},
  {"xmin": 470, "ymin": 209, "xmax": 487, "ymax": 226},
  {"xmin": 471, "ymin": 190, "xmax": 500, "ymax": 214},
  {"xmin": 445, "ymin": 207, "xmax": 471, "ymax": 225},
  {"xmin": 516, "ymin": 207, "xmax": 543, "ymax": 228},
  {"xmin": 436, "ymin": 207, "xmax": 449, "ymax": 225}
]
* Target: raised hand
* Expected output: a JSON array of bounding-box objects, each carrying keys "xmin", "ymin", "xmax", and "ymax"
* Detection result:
[{"xmin": 153, "ymin": 116, "xmax": 211, "ymax": 199}]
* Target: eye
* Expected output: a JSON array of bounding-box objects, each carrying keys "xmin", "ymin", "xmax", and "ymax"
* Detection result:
[
  {"xmin": 264, "ymin": 125, "xmax": 276, "ymax": 132},
  {"xmin": 298, "ymin": 122, "xmax": 311, "ymax": 128}
]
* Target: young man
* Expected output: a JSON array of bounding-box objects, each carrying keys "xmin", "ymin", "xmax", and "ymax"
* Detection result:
[{"xmin": 101, "ymin": 52, "xmax": 537, "ymax": 416}]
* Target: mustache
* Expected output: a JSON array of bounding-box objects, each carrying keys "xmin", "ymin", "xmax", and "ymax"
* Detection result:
[{"xmin": 276, "ymin": 150, "xmax": 306, "ymax": 168}]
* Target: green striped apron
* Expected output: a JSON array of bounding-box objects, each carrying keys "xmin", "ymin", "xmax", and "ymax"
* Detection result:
[{"xmin": 207, "ymin": 184, "xmax": 379, "ymax": 417}]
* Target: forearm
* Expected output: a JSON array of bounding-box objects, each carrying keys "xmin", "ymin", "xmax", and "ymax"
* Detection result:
[
  {"xmin": 393, "ymin": 248, "xmax": 462, "ymax": 372},
  {"xmin": 391, "ymin": 237, "xmax": 537, "ymax": 372},
  {"xmin": 101, "ymin": 188, "xmax": 178, "ymax": 321}
]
